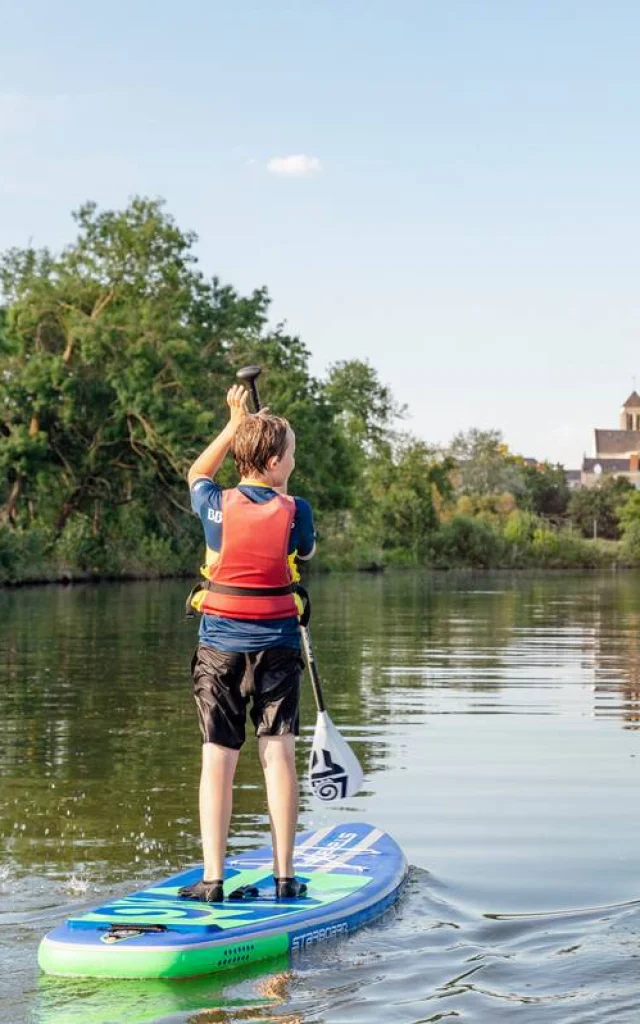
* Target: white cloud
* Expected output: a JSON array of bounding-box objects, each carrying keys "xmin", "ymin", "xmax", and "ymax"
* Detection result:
[{"xmin": 266, "ymin": 154, "xmax": 322, "ymax": 177}]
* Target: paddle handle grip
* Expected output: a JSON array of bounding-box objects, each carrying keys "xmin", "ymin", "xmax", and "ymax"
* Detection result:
[{"xmin": 236, "ymin": 365, "xmax": 262, "ymax": 413}]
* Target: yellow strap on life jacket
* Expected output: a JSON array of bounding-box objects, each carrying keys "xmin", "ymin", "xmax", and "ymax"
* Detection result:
[
  {"xmin": 190, "ymin": 586, "xmax": 209, "ymax": 613},
  {"xmin": 288, "ymin": 551, "xmax": 305, "ymax": 616},
  {"xmin": 288, "ymin": 551, "xmax": 301, "ymax": 584}
]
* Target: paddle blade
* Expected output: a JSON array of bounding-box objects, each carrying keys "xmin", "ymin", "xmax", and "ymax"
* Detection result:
[{"xmin": 308, "ymin": 711, "xmax": 364, "ymax": 801}]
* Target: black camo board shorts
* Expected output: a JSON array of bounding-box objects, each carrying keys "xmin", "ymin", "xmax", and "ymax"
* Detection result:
[{"xmin": 191, "ymin": 644, "xmax": 304, "ymax": 749}]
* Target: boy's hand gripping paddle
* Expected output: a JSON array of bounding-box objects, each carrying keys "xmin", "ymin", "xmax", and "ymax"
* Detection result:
[{"xmin": 236, "ymin": 365, "xmax": 364, "ymax": 802}]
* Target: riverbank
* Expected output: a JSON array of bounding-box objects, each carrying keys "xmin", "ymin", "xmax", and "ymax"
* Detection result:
[
  {"xmin": 0, "ymin": 526, "xmax": 197, "ymax": 587},
  {"xmin": 0, "ymin": 529, "xmax": 633, "ymax": 587}
]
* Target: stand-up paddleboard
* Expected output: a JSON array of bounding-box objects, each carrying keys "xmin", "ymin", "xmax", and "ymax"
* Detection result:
[{"xmin": 39, "ymin": 823, "xmax": 407, "ymax": 979}]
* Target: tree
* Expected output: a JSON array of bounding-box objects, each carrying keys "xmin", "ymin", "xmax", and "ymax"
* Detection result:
[
  {"xmin": 448, "ymin": 428, "xmax": 525, "ymax": 496},
  {"xmin": 0, "ymin": 197, "xmax": 363, "ymax": 570},
  {"xmin": 323, "ymin": 359, "xmax": 405, "ymax": 454},
  {"xmin": 365, "ymin": 437, "xmax": 454, "ymax": 563},
  {"xmin": 0, "ymin": 198, "xmax": 231, "ymax": 538},
  {"xmin": 568, "ymin": 477, "xmax": 634, "ymax": 539},
  {"xmin": 519, "ymin": 462, "xmax": 570, "ymax": 518},
  {"xmin": 618, "ymin": 489, "xmax": 640, "ymax": 532},
  {"xmin": 618, "ymin": 490, "xmax": 640, "ymax": 561}
]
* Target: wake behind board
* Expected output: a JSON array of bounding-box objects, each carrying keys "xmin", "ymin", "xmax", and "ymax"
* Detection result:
[{"xmin": 39, "ymin": 823, "xmax": 407, "ymax": 979}]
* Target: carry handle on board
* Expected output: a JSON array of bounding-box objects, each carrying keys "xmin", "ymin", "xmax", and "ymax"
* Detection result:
[{"xmin": 235, "ymin": 365, "xmax": 364, "ymax": 801}]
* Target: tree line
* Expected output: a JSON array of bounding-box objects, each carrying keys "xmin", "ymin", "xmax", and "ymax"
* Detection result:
[{"xmin": 1, "ymin": 197, "xmax": 639, "ymax": 582}]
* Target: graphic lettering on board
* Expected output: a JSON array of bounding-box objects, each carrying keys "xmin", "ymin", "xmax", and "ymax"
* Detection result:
[{"xmin": 291, "ymin": 921, "xmax": 349, "ymax": 952}]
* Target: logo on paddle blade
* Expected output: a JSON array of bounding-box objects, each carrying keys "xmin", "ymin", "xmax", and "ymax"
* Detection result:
[{"xmin": 310, "ymin": 748, "xmax": 348, "ymax": 800}]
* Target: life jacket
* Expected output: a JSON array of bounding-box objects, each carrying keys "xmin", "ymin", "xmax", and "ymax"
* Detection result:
[{"xmin": 190, "ymin": 488, "xmax": 298, "ymax": 620}]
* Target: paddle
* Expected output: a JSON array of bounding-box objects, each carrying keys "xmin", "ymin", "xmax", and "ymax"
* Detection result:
[{"xmin": 236, "ymin": 365, "xmax": 364, "ymax": 801}]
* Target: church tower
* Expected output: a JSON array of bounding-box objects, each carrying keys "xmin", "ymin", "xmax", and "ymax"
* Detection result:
[
  {"xmin": 583, "ymin": 388, "xmax": 640, "ymax": 485},
  {"xmin": 620, "ymin": 391, "xmax": 640, "ymax": 430}
]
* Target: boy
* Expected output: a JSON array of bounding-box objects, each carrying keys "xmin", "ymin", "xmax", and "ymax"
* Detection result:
[{"xmin": 179, "ymin": 384, "xmax": 316, "ymax": 903}]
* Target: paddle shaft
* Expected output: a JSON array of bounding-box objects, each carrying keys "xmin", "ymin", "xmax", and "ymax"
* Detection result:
[
  {"xmin": 299, "ymin": 624, "xmax": 326, "ymax": 714},
  {"xmin": 235, "ymin": 365, "xmax": 327, "ymax": 715}
]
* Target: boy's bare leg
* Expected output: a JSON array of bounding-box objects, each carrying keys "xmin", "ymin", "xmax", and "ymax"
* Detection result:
[
  {"xmin": 200, "ymin": 742, "xmax": 240, "ymax": 880},
  {"xmin": 258, "ymin": 734, "xmax": 298, "ymax": 878}
]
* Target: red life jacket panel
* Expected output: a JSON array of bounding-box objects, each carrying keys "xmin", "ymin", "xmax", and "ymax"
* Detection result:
[{"xmin": 198, "ymin": 489, "xmax": 298, "ymax": 620}]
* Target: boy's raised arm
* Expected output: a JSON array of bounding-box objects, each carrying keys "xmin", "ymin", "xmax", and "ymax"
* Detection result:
[{"xmin": 187, "ymin": 386, "xmax": 249, "ymax": 488}]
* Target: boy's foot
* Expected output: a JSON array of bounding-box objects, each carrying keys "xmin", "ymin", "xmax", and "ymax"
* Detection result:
[
  {"xmin": 274, "ymin": 877, "xmax": 307, "ymax": 899},
  {"xmin": 178, "ymin": 879, "xmax": 224, "ymax": 902}
]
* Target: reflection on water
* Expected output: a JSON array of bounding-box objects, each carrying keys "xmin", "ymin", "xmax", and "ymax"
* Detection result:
[
  {"xmin": 32, "ymin": 961, "xmax": 295, "ymax": 1024},
  {"xmin": 1, "ymin": 572, "xmax": 640, "ymax": 1023}
]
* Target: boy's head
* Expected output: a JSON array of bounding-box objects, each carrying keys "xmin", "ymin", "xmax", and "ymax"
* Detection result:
[{"xmin": 232, "ymin": 412, "xmax": 296, "ymax": 487}]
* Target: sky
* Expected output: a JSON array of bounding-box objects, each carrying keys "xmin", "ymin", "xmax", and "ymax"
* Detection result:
[{"xmin": 2, "ymin": 0, "xmax": 640, "ymax": 467}]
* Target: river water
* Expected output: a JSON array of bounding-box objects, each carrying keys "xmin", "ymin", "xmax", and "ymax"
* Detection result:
[{"xmin": 1, "ymin": 572, "xmax": 640, "ymax": 1024}]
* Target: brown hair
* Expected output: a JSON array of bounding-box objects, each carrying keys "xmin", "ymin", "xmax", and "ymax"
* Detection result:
[{"xmin": 232, "ymin": 413, "xmax": 290, "ymax": 477}]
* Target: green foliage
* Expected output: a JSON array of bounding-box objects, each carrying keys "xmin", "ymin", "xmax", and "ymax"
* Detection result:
[
  {"xmin": 0, "ymin": 198, "xmax": 360, "ymax": 576},
  {"xmin": 617, "ymin": 489, "xmax": 640, "ymax": 531},
  {"xmin": 429, "ymin": 515, "xmax": 505, "ymax": 568},
  {"xmin": 448, "ymin": 428, "xmax": 525, "ymax": 496},
  {"xmin": 529, "ymin": 525, "xmax": 595, "ymax": 568},
  {"xmin": 1, "ymin": 197, "xmax": 227, "ymax": 538},
  {"xmin": 307, "ymin": 435, "xmax": 457, "ymax": 571},
  {"xmin": 0, "ymin": 306, "xmax": 12, "ymax": 354},
  {"xmin": 455, "ymin": 491, "xmax": 517, "ymax": 524},
  {"xmin": 518, "ymin": 462, "xmax": 570, "ymax": 517},
  {"xmin": 0, "ymin": 196, "xmax": 632, "ymax": 580},
  {"xmin": 425, "ymin": 513, "xmax": 603, "ymax": 571},
  {"xmin": 56, "ymin": 515, "xmax": 110, "ymax": 573},
  {"xmin": 502, "ymin": 509, "xmax": 538, "ymax": 566},
  {"xmin": 323, "ymin": 359, "xmax": 404, "ymax": 454},
  {"xmin": 313, "ymin": 511, "xmax": 384, "ymax": 572},
  {"xmin": 620, "ymin": 520, "xmax": 640, "ymax": 563},
  {"xmin": 363, "ymin": 437, "xmax": 454, "ymax": 564},
  {"xmin": 568, "ymin": 477, "xmax": 633, "ymax": 539},
  {"xmin": 0, "ymin": 526, "xmax": 48, "ymax": 582},
  {"xmin": 616, "ymin": 490, "xmax": 640, "ymax": 563}
]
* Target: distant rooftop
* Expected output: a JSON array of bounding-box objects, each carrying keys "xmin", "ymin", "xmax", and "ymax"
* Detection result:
[
  {"xmin": 622, "ymin": 390, "xmax": 640, "ymax": 408},
  {"xmin": 594, "ymin": 429, "xmax": 640, "ymax": 455},
  {"xmin": 583, "ymin": 457, "xmax": 630, "ymax": 472}
]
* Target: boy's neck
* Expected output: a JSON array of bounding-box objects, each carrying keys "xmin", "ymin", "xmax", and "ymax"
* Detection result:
[
  {"xmin": 240, "ymin": 474, "xmax": 287, "ymax": 494},
  {"xmin": 240, "ymin": 473, "xmax": 270, "ymax": 487}
]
